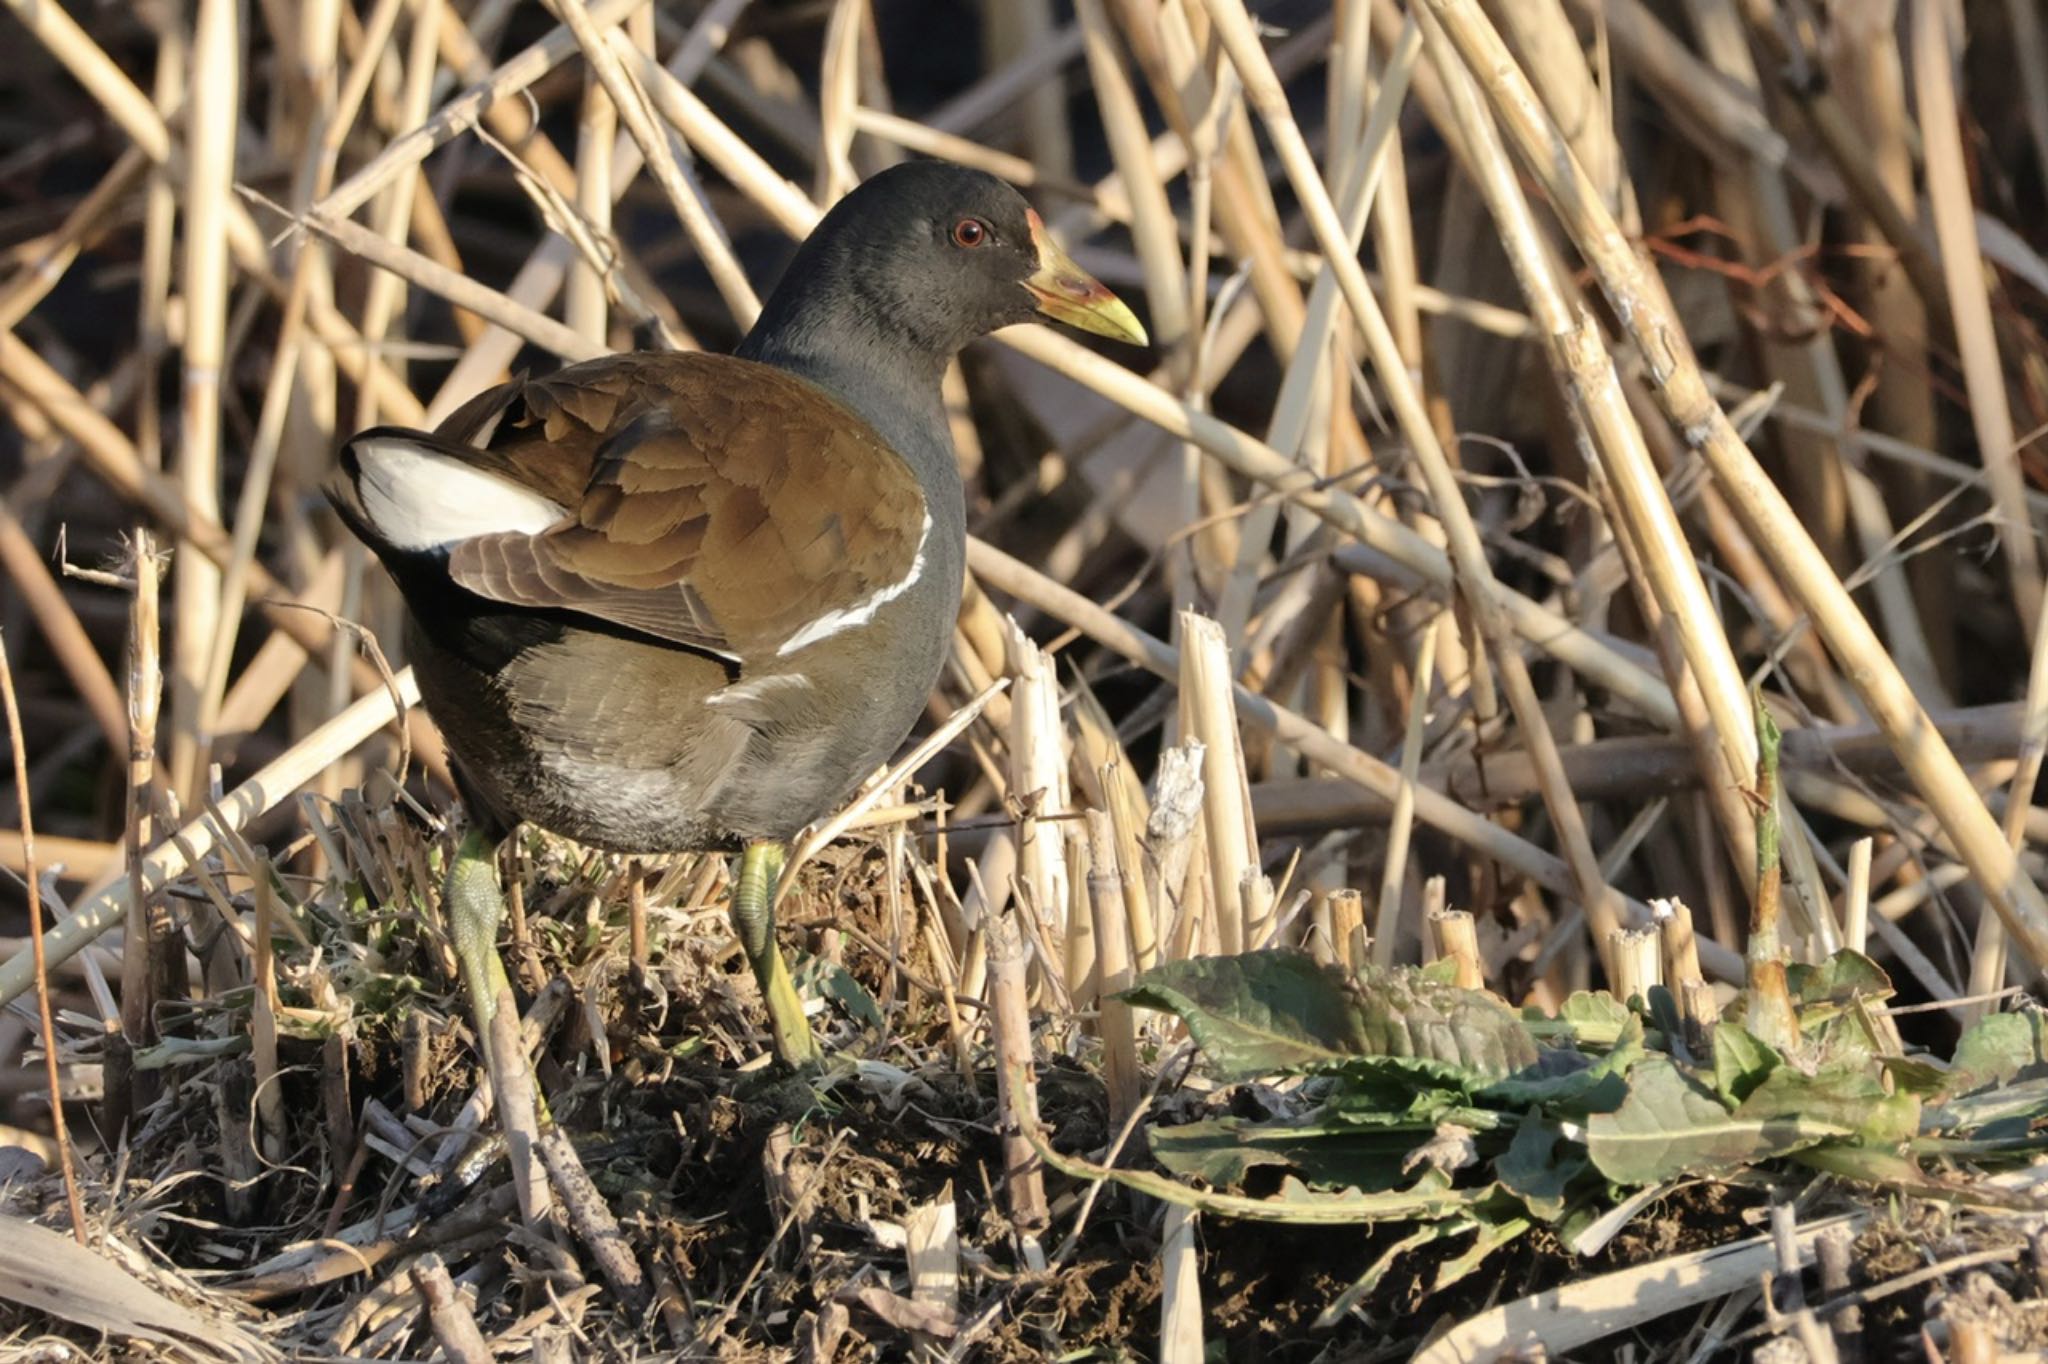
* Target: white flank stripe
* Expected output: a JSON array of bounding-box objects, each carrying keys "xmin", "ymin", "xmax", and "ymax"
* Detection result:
[
  {"xmin": 777, "ymin": 512, "xmax": 933, "ymax": 656},
  {"xmin": 352, "ymin": 436, "xmax": 567, "ymax": 550}
]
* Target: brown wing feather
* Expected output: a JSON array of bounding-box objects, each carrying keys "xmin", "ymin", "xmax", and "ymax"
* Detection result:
[{"xmin": 441, "ymin": 353, "xmax": 927, "ymax": 659}]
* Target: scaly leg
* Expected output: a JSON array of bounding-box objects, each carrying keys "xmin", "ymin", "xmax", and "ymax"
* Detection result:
[
  {"xmin": 730, "ymin": 840, "xmax": 820, "ymax": 1066},
  {"xmin": 444, "ymin": 827, "xmax": 550, "ymax": 1219},
  {"xmin": 446, "ymin": 827, "xmax": 514, "ymax": 1054}
]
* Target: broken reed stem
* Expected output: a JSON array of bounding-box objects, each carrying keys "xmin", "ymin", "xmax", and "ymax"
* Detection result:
[
  {"xmin": 1157, "ymin": 1200, "xmax": 1205, "ymax": 1363},
  {"xmin": 1375, "ymin": 616, "xmax": 1439, "ymax": 966},
  {"xmin": 1005, "ymin": 620, "xmax": 1071, "ymax": 955},
  {"xmin": 1328, "ymin": 887, "xmax": 1367, "ymax": 971},
  {"xmin": 409, "ymin": 1254, "xmax": 493, "ymax": 1364},
  {"xmin": 1102, "ymin": 759, "xmax": 1160, "ymax": 974},
  {"xmin": 535, "ymin": 1128, "xmax": 651, "ymax": 1315},
  {"xmin": 987, "ymin": 913, "xmax": 1048, "ymax": 1264},
  {"xmin": 0, "ymin": 632, "xmax": 88, "ymax": 1244},
  {"xmin": 1745, "ymin": 701, "xmax": 1801, "ymax": 1049},
  {"xmin": 1428, "ymin": 909, "xmax": 1483, "ymax": 990},
  {"xmin": 1178, "ymin": 612, "xmax": 1257, "ymax": 956},
  {"xmin": 117, "ymin": 532, "xmax": 172, "ymax": 1133},
  {"xmin": 1610, "ymin": 927, "xmax": 1661, "ymax": 1010},
  {"xmin": 1841, "ymin": 836, "xmax": 1873, "ymax": 958},
  {"xmin": 1086, "ymin": 811, "xmax": 1140, "ymax": 1132}
]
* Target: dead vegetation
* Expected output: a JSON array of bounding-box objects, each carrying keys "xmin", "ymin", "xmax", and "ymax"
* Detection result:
[{"xmin": 4, "ymin": 0, "xmax": 2048, "ymax": 1359}]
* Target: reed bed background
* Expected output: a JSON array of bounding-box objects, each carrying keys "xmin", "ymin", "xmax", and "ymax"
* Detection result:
[{"xmin": 2, "ymin": 0, "xmax": 2047, "ymax": 1359}]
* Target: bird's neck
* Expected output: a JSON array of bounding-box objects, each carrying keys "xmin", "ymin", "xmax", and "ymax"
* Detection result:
[{"xmin": 738, "ymin": 300, "xmax": 958, "ymax": 491}]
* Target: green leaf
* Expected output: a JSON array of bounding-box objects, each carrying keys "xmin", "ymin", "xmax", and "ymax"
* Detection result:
[
  {"xmin": 1585, "ymin": 1056, "xmax": 1908, "ymax": 1185},
  {"xmin": 1483, "ymin": 1014, "xmax": 1644, "ymax": 1114},
  {"xmin": 1497, "ymin": 1112, "xmax": 1585, "ymax": 1222},
  {"xmin": 1122, "ymin": 952, "xmax": 1540, "ymax": 1085},
  {"xmin": 1321, "ymin": 1078, "xmax": 1477, "ymax": 1127},
  {"xmin": 1787, "ymin": 949, "xmax": 1894, "ymax": 1014},
  {"xmin": 1147, "ymin": 1117, "xmax": 1414, "ymax": 1192},
  {"xmin": 1710, "ymin": 1022, "xmax": 1779, "ymax": 1106},
  {"xmin": 1948, "ymin": 1011, "xmax": 2048, "ymax": 1096},
  {"xmin": 1527, "ymin": 991, "xmax": 1632, "ymax": 1048},
  {"xmin": 1345, "ymin": 962, "xmax": 1541, "ymax": 1084},
  {"xmin": 1122, "ymin": 952, "xmax": 1362, "ymax": 1079},
  {"xmin": 1926, "ymin": 1076, "xmax": 2048, "ymax": 1133},
  {"xmin": 795, "ymin": 954, "xmax": 884, "ymax": 1032}
]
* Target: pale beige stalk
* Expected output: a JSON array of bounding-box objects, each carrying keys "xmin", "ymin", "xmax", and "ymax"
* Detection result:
[{"xmin": 1416, "ymin": 0, "xmax": 2048, "ymax": 973}]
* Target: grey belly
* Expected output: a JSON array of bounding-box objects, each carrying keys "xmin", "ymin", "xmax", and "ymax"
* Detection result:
[{"xmin": 408, "ymin": 618, "xmax": 940, "ymax": 854}]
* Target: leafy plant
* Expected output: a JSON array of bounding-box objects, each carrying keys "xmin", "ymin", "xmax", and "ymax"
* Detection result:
[{"xmin": 1114, "ymin": 947, "xmax": 2048, "ymax": 1304}]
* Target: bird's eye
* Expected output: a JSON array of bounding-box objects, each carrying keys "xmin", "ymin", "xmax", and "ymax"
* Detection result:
[{"xmin": 951, "ymin": 218, "xmax": 989, "ymax": 248}]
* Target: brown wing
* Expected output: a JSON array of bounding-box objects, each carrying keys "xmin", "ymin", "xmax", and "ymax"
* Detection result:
[{"xmin": 442, "ymin": 353, "xmax": 929, "ymax": 661}]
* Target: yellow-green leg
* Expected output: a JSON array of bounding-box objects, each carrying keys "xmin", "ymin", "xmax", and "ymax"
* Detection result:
[
  {"xmin": 444, "ymin": 827, "xmax": 549, "ymax": 1220},
  {"xmin": 446, "ymin": 827, "xmax": 515, "ymax": 1055},
  {"xmin": 731, "ymin": 840, "xmax": 820, "ymax": 1066}
]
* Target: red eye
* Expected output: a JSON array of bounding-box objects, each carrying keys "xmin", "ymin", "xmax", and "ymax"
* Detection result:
[{"xmin": 952, "ymin": 218, "xmax": 988, "ymax": 248}]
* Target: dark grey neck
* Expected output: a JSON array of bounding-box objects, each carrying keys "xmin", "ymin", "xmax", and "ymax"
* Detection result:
[{"xmin": 739, "ymin": 314, "xmax": 959, "ymax": 496}]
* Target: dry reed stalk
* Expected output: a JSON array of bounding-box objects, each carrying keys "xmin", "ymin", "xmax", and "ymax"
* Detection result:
[
  {"xmin": 1064, "ymin": 824, "xmax": 1099, "ymax": 1013},
  {"xmin": 111, "ymin": 531, "xmax": 173, "ymax": 1134},
  {"xmin": 1086, "ymin": 810, "xmax": 1141, "ymax": 1130},
  {"xmin": 1216, "ymin": 15, "xmax": 1416, "ymax": 645},
  {"xmin": 568, "ymin": 59, "xmax": 618, "ymax": 345},
  {"xmin": 986, "ymin": 912, "xmax": 1048, "ymax": 1265},
  {"xmin": 1828, "ymin": 6, "xmax": 1951, "ymax": 688},
  {"xmin": 1178, "ymin": 613, "xmax": 1257, "ymax": 955},
  {"xmin": 1101, "ymin": 759, "xmax": 1160, "ymax": 974},
  {"xmin": 1430, "ymin": 909, "xmax": 1484, "ymax": 990},
  {"xmin": 816, "ymin": 0, "xmax": 863, "ymax": 203},
  {"xmin": 1841, "ymin": 837, "xmax": 1873, "ymax": 959},
  {"xmin": 554, "ymin": 0, "xmax": 758, "ymax": 329},
  {"xmin": 1656, "ymin": 897, "xmax": 1706, "ymax": 992},
  {"xmin": 1418, "ymin": 0, "xmax": 2048, "ymax": 975},
  {"xmin": 1911, "ymin": 0, "xmax": 2040, "ymax": 640},
  {"xmin": 1375, "ymin": 615, "xmax": 1438, "ymax": 966},
  {"xmin": 302, "ymin": 210, "xmax": 603, "ymax": 361},
  {"xmin": 1610, "ymin": 928, "xmax": 1661, "ymax": 1009},
  {"xmin": 1157, "ymin": 1203, "xmax": 1204, "ymax": 1364},
  {"xmin": 1003, "ymin": 622, "xmax": 1070, "ymax": 950},
  {"xmin": 352, "ymin": 0, "xmax": 443, "ymax": 431},
  {"xmin": 0, "ymin": 633, "xmax": 87, "ymax": 1242},
  {"xmin": 166, "ymin": 0, "xmax": 236, "ymax": 803},
  {"xmin": 1420, "ymin": 8, "xmax": 1761, "ymax": 888},
  {"xmin": 969, "ymin": 541, "xmax": 1749, "ymax": 976},
  {"xmin": 1972, "ymin": 599, "xmax": 2048, "ymax": 1020},
  {"xmin": 409, "ymin": 1254, "xmax": 492, "ymax": 1364},
  {"xmin": 1328, "ymin": 887, "xmax": 1366, "ymax": 971},
  {"xmin": 1074, "ymin": 0, "xmax": 1189, "ymax": 362}
]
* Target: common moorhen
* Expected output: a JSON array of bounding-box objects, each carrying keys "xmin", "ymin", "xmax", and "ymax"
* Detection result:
[{"xmin": 330, "ymin": 162, "xmax": 1145, "ymax": 1066}]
